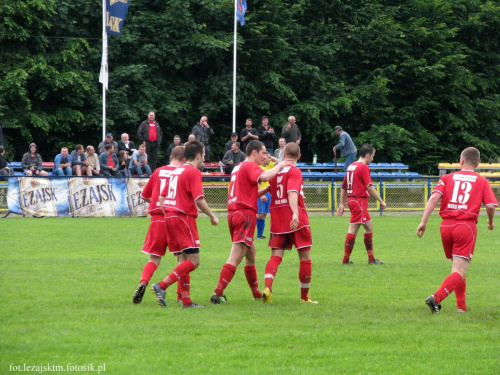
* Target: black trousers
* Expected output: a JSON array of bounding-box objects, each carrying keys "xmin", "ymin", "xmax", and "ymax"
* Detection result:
[{"xmin": 146, "ymin": 141, "xmax": 158, "ymax": 171}]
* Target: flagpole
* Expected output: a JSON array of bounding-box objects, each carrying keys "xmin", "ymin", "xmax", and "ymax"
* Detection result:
[
  {"xmin": 232, "ymin": 0, "xmax": 238, "ymax": 134},
  {"xmin": 102, "ymin": 0, "xmax": 107, "ymax": 141}
]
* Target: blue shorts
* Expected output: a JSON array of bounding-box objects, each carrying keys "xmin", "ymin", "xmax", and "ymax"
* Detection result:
[{"xmin": 257, "ymin": 192, "xmax": 271, "ymax": 214}]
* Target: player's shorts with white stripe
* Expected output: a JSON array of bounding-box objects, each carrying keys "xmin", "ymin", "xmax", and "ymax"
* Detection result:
[
  {"xmin": 440, "ymin": 220, "xmax": 477, "ymax": 261},
  {"xmin": 227, "ymin": 208, "xmax": 257, "ymax": 247},
  {"xmin": 164, "ymin": 212, "xmax": 200, "ymax": 254},
  {"xmin": 142, "ymin": 214, "xmax": 169, "ymax": 257},
  {"xmin": 347, "ymin": 197, "xmax": 371, "ymax": 224},
  {"xmin": 268, "ymin": 226, "xmax": 312, "ymax": 252}
]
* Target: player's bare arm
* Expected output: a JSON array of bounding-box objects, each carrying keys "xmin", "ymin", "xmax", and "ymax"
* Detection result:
[
  {"xmin": 258, "ymin": 186, "xmax": 270, "ymax": 198},
  {"xmin": 337, "ymin": 188, "xmax": 347, "ymax": 216},
  {"xmin": 260, "ymin": 159, "xmax": 292, "ymax": 182},
  {"xmin": 486, "ymin": 205, "xmax": 496, "ymax": 230},
  {"xmin": 288, "ymin": 191, "xmax": 299, "ymax": 230},
  {"xmin": 157, "ymin": 196, "xmax": 166, "ymax": 216},
  {"xmin": 367, "ymin": 185, "xmax": 386, "ymax": 209},
  {"xmin": 417, "ymin": 193, "xmax": 441, "ymax": 237},
  {"xmin": 195, "ymin": 198, "xmax": 219, "ymax": 226}
]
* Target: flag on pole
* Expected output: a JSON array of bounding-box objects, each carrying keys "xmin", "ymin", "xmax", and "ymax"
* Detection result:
[
  {"xmin": 106, "ymin": 0, "xmax": 130, "ymax": 36},
  {"xmin": 236, "ymin": 0, "xmax": 247, "ymax": 26},
  {"xmin": 99, "ymin": 33, "xmax": 108, "ymax": 90}
]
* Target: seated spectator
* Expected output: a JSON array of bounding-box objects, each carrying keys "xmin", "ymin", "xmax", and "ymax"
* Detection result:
[
  {"xmin": 118, "ymin": 150, "xmax": 131, "ymax": 177},
  {"xmin": 117, "ymin": 133, "xmax": 137, "ymax": 154},
  {"xmin": 21, "ymin": 143, "xmax": 49, "ymax": 176},
  {"xmin": 129, "ymin": 144, "xmax": 152, "ymax": 176},
  {"xmin": 70, "ymin": 144, "xmax": 92, "ymax": 176},
  {"xmin": 54, "ymin": 147, "xmax": 73, "ymax": 176},
  {"xmin": 85, "ymin": 145, "xmax": 100, "ymax": 176},
  {"xmin": 188, "ymin": 134, "xmax": 196, "ymax": 142},
  {"xmin": 167, "ymin": 135, "xmax": 183, "ymax": 160},
  {"xmin": 222, "ymin": 141, "xmax": 246, "ymax": 174},
  {"xmin": 98, "ymin": 144, "xmax": 121, "ymax": 177},
  {"xmin": 224, "ymin": 132, "xmax": 239, "ymax": 153},
  {"xmin": 98, "ymin": 133, "xmax": 119, "ymax": 155},
  {"xmin": 274, "ymin": 137, "xmax": 286, "ymax": 163},
  {"xmin": 0, "ymin": 146, "xmax": 13, "ymax": 176}
]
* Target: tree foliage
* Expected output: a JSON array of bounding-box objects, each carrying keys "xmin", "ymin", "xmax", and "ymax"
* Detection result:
[{"xmin": 1, "ymin": 0, "xmax": 499, "ymax": 171}]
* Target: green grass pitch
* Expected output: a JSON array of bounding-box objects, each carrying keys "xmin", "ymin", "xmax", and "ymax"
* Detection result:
[{"xmin": 1, "ymin": 215, "xmax": 498, "ymax": 374}]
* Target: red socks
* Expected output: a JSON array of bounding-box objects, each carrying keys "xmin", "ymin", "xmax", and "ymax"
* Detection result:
[
  {"xmin": 264, "ymin": 256, "xmax": 283, "ymax": 291},
  {"xmin": 364, "ymin": 233, "xmax": 375, "ymax": 261},
  {"xmin": 455, "ymin": 278, "xmax": 467, "ymax": 311},
  {"xmin": 299, "ymin": 260, "xmax": 312, "ymax": 300},
  {"xmin": 214, "ymin": 263, "xmax": 237, "ymax": 296},
  {"xmin": 158, "ymin": 260, "xmax": 195, "ymax": 290},
  {"xmin": 244, "ymin": 265, "xmax": 262, "ymax": 299},
  {"xmin": 342, "ymin": 233, "xmax": 356, "ymax": 263},
  {"xmin": 434, "ymin": 272, "xmax": 463, "ymax": 304},
  {"xmin": 179, "ymin": 274, "xmax": 192, "ymax": 307},
  {"xmin": 140, "ymin": 262, "xmax": 158, "ymax": 285}
]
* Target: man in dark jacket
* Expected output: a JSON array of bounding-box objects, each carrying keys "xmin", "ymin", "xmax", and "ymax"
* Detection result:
[
  {"xmin": 117, "ymin": 133, "xmax": 137, "ymax": 154},
  {"xmin": 257, "ymin": 116, "xmax": 275, "ymax": 155},
  {"xmin": 98, "ymin": 133, "xmax": 119, "ymax": 155},
  {"xmin": 98, "ymin": 144, "xmax": 121, "ymax": 177},
  {"xmin": 138, "ymin": 111, "xmax": 163, "ymax": 171},
  {"xmin": 221, "ymin": 142, "xmax": 246, "ymax": 174},
  {"xmin": 21, "ymin": 143, "xmax": 48, "ymax": 176},
  {"xmin": 192, "ymin": 116, "xmax": 214, "ymax": 162}
]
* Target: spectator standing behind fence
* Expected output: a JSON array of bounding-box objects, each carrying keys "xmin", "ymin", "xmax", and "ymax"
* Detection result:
[
  {"xmin": 85, "ymin": 146, "xmax": 100, "ymax": 176},
  {"xmin": 138, "ymin": 111, "xmax": 163, "ymax": 172},
  {"xmin": 22, "ymin": 143, "xmax": 48, "ymax": 176},
  {"xmin": 281, "ymin": 116, "xmax": 301, "ymax": 145},
  {"xmin": 98, "ymin": 133, "xmax": 119, "ymax": 155},
  {"xmin": 222, "ymin": 142, "xmax": 246, "ymax": 174},
  {"xmin": 0, "ymin": 146, "xmax": 13, "ymax": 176},
  {"xmin": 258, "ymin": 116, "xmax": 275, "ymax": 155},
  {"xmin": 167, "ymin": 135, "xmax": 183, "ymax": 160},
  {"xmin": 225, "ymin": 132, "xmax": 239, "ymax": 153},
  {"xmin": 117, "ymin": 133, "xmax": 137, "ymax": 154},
  {"xmin": 99, "ymin": 144, "xmax": 121, "ymax": 177},
  {"xmin": 70, "ymin": 145, "xmax": 92, "ymax": 176},
  {"xmin": 130, "ymin": 144, "xmax": 152, "ymax": 177},
  {"xmin": 192, "ymin": 116, "xmax": 214, "ymax": 162},
  {"xmin": 274, "ymin": 138, "xmax": 286, "ymax": 163},
  {"xmin": 240, "ymin": 118, "xmax": 259, "ymax": 153},
  {"xmin": 118, "ymin": 150, "xmax": 131, "ymax": 177},
  {"xmin": 333, "ymin": 126, "xmax": 357, "ymax": 171},
  {"xmin": 54, "ymin": 147, "xmax": 73, "ymax": 176}
]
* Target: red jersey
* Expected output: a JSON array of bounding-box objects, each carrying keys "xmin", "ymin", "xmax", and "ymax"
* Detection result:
[
  {"xmin": 148, "ymin": 121, "xmax": 157, "ymax": 142},
  {"xmin": 342, "ymin": 161, "xmax": 371, "ymax": 198},
  {"xmin": 141, "ymin": 165, "xmax": 182, "ymax": 215},
  {"xmin": 433, "ymin": 170, "xmax": 498, "ymax": 223},
  {"xmin": 227, "ymin": 161, "xmax": 264, "ymax": 212},
  {"xmin": 159, "ymin": 164, "xmax": 204, "ymax": 217},
  {"xmin": 269, "ymin": 166, "xmax": 310, "ymax": 233}
]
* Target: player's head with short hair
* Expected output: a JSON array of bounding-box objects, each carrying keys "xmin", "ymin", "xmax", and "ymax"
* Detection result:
[
  {"xmin": 184, "ymin": 140, "xmax": 205, "ymax": 168},
  {"xmin": 246, "ymin": 140, "xmax": 264, "ymax": 157},
  {"xmin": 359, "ymin": 144, "xmax": 375, "ymax": 158},
  {"xmin": 461, "ymin": 147, "xmax": 480, "ymax": 167},
  {"xmin": 170, "ymin": 146, "xmax": 185, "ymax": 162},
  {"xmin": 284, "ymin": 143, "xmax": 300, "ymax": 160}
]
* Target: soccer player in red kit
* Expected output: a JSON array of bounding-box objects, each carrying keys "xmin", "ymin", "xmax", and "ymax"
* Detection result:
[
  {"xmin": 337, "ymin": 144, "xmax": 386, "ymax": 264},
  {"xmin": 262, "ymin": 143, "xmax": 317, "ymax": 304},
  {"xmin": 417, "ymin": 147, "xmax": 497, "ymax": 313},
  {"xmin": 210, "ymin": 140, "xmax": 291, "ymax": 304},
  {"xmin": 151, "ymin": 140, "xmax": 219, "ymax": 308},
  {"xmin": 132, "ymin": 146, "xmax": 185, "ymax": 304}
]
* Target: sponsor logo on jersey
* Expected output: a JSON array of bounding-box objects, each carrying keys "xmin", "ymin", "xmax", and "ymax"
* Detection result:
[{"xmin": 453, "ymin": 174, "xmax": 477, "ymax": 182}]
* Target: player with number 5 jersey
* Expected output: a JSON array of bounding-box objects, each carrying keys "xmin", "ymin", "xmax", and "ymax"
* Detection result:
[
  {"xmin": 262, "ymin": 143, "xmax": 317, "ymax": 304},
  {"xmin": 417, "ymin": 147, "xmax": 497, "ymax": 313},
  {"xmin": 211, "ymin": 140, "xmax": 291, "ymax": 304}
]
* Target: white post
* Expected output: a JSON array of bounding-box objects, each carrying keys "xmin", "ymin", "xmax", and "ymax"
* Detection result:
[
  {"xmin": 232, "ymin": 0, "xmax": 238, "ymax": 134},
  {"xmin": 102, "ymin": 0, "xmax": 107, "ymax": 141}
]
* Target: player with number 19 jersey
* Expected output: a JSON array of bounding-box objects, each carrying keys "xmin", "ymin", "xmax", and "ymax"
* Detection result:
[
  {"xmin": 159, "ymin": 164, "xmax": 204, "ymax": 217},
  {"xmin": 434, "ymin": 170, "xmax": 498, "ymax": 223},
  {"xmin": 270, "ymin": 166, "xmax": 310, "ymax": 233}
]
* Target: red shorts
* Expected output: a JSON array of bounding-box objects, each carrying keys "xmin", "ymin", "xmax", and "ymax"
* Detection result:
[
  {"xmin": 269, "ymin": 226, "xmax": 312, "ymax": 251},
  {"xmin": 142, "ymin": 215, "xmax": 168, "ymax": 257},
  {"xmin": 227, "ymin": 209, "xmax": 257, "ymax": 247},
  {"xmin": 164, "ymin": 212, "xmax": 200, "ymax": 254},
  {"xmin": 347, "ymin": 197, "xmax": 371, "ymax": 224},
  {"xmin": 440, "ymin": 221, "xmax": 477, "ymax": 261}
]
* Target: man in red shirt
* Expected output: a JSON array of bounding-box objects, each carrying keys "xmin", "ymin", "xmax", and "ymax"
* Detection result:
[
  {"xmin": 132, "ymin": 146, "xmax": 185, "ymax": 305},
  {"xmin": 337, "ymin": 144, "xmax": 386, "ymax": 264},
  {"xmin": 137, "ymin": 111, "xmax": 163, "ymax": 172},
  {"xmin": 262, "ymin": 143, "xmax": 317, "ymax": 304},
  {"xmin": 151, "ymin": 140, "xmax": 219, "ymax": 308},
  {"xmin": 417, "ymin": 147, "xmax": 497, "ymax": 313},
  {"xmin": 210, "ymin": 140, "xmax": 291, "ymax": 304}
]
